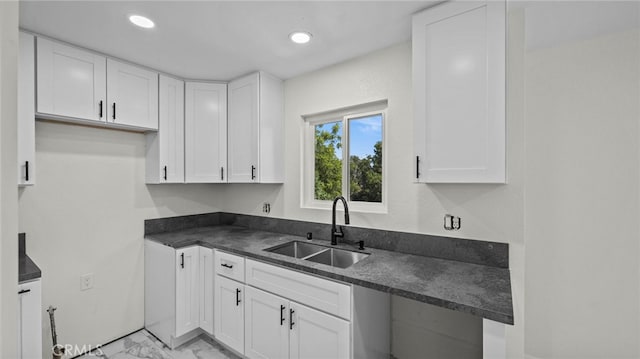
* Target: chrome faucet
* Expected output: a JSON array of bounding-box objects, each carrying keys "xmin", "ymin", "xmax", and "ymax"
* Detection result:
[{"xmin": 331, "ymin": 196, "xmax": 350, "ymax": 245}]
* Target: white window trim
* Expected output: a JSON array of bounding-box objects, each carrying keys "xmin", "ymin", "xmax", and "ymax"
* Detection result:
[{"xmin": 301, "ymin": 100, "xmax": 388, "ymax": 214}]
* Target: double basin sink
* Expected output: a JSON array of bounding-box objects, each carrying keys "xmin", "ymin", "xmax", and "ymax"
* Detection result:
[{"xmin": 265, "ymin": 241, "xmax": 369, "ymax": 269}]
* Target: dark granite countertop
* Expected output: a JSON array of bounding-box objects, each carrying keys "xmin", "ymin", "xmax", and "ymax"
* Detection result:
[
  {"xmin": 145, "ymin": 225, "xmax": 514, "ymax": 325},
  {"xmin": 19, "ymin": 233, "xmax": 41, "ymax": 283}
]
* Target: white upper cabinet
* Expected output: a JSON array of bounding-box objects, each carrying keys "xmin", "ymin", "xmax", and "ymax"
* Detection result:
[
  {"xmin": 185, "ymin": 82, "xmax": 228, "ymax": 183},
  {"xmin": 36, "ymin": 37, "xmax": 158, "ymax": 131},
  {"xmin": 106, "ymin": 59, "xmax": 159, "ymax": 130},
  {"xmin": 36, "ymin": 37, "xmax": 106, "ymax": 123},
  {"xmin": 413, "ymin": 0, "xmax": 506, "ymax": 183},
  {"xmin": 227, "ymin": 72, "xmax": 283, "ymax": 183},
  {"xmin": 146, "ymin": 75, "xmax": 185, "ymax": 183},
  {"xmin": 18, "ymin": 32, "xmax": 35, "ymax": 186}
]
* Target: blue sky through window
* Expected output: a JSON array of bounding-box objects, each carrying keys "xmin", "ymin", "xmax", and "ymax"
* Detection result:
[
  {"xmin": 349, "ymin": 114, "xmax": 382, "ymax": 158},
  {"xmin": 316, "ymin": 114, "xmax": 382, "ymax": 160}
]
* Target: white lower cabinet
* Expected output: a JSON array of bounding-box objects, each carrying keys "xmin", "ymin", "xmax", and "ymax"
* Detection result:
[
  {"xmin": 245, "ymin": 286, "xmax": 350, "ymax": 359},
  {"xmin": 147, "ymin": 243, "xmax": 389, "ymax": 358},
  {"xmin": 199, "ymin": 247, "xmax": 214, "ymax": 335},
  {"xmin": 289, "ymin": 301, "xmax": 350, "ymax": 359},
  {"xmin": 18, "ymin": 279, "xmax": 42, "ymax": 359},
  {"xmin": 244, "ymin": 286, "xmax": 289, "ymax": 359},
  {"xmin": 144, "ymin": 240, "xmax": 213, "ymax": 348},
  {"xmin": 175, "ymin": 246, "xmax": 200, "ymax": 337},
  {"xmin": 214, "ymin": 274, "xmax": 245, "ymax": 354}
]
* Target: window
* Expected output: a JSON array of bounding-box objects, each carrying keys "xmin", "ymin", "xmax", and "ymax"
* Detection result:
[{"xmin": 303, "ymin": 101, "xmax": 386, "ymax": 212}]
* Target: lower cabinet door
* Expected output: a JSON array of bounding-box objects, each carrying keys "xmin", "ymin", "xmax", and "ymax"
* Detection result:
[
  {"xmin": 245, "ymin": 286, "xmax": 289, "ymax": 359},
  {"xmin": 18, "ymin": 279, "xmax": 42, "ymax": 359},
  {"xmin": 176, "ymin": 246, "xmax": 200, "ymax": 337},
  {"xmin": 289, "ymin": 302, "xmax": 350, "ymax": 359},
  {"xmin": 199, "ymin": 247, "xmax": 214, "ymax": 335},
  {"xmin": 215, "ymin": 275, "xmax": 244, "ymax": 354}
]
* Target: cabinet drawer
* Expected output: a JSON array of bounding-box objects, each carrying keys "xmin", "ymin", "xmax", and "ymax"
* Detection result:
[
  {"xmin": 215, "ymin": 250, "xmax": 245, "ymax": 282},
  {"xmin": 246, "ymin": 259, "xmax": 351, "ymax": 320}
]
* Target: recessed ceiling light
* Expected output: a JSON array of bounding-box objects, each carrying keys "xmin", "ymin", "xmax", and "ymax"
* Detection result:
[
  {"xmin": 129, "ymin": 15, "xmax": 155, "ymax": 29},
  {"xmin": 289, "ymin": 31, "xmax": 312, "ymax": 44}
]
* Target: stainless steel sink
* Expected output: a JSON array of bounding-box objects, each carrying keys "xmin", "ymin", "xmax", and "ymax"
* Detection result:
[
  {"xmin": 264, "ymin": 241, "xmax": 369, "ymax": 269},
  {"xmin": 265, "ymin": 241, "xmax": 327, "ymax": 259},
  {"xmin": 305, "ymin": 248, "xmax": 370, "ymax": 269}
]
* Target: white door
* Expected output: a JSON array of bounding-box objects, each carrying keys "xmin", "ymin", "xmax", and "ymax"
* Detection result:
[
  {"xmin": 199, "ymin": 247, "xmax": 214, "ymax": 335},
  {"xmin": 214, "ymin": 275, "xmax": 244, "ymax": 355},
  {"xmin": 185, "ymin": 82, "xmax": 228, "ymax": 183},
  {"xmin": 289, "ymin": 302, "xmax": 350, "ymax": 359},
  {"xmin": 36, "ymin": 37, "xmax": 106, "ymax": 122},
  {"xmin": 244, "ymin": 286, "xmax": 289, "ymax": 359},
  {"xmin": 18, "ymin": 32, "xmax": 35, "ymax": 186},
  {"xmin": 227, "ymin": 73, "xmax": 259, "ymax": 183},
  {"xmin": 18, "ymin": 279, "xmax": 42, "ymax": 359},
  {"xmin": 413, "ymin": 0, "xmax": 505, "ymax": 183},
  {"xmin": 175, "ymin": 247, "xmax": 199, "ymax": 337},
  {"xmin": 157, "ymin": 75, "xmax": 185, "ymax": 183},
  {"xmin": 106, "ymin": 58, "xmax": 158, "ymax": 130}
]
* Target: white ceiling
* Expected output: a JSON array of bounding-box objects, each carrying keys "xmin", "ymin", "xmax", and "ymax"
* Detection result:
[{"xmin": 19, "ymin": 1, "xmax": 437, "ymax": 81}]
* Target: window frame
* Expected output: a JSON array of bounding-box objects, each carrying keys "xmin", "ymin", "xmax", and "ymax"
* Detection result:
[{"xmin": 301, "ymin": 101, "xmax": 388, "ymax": 213}]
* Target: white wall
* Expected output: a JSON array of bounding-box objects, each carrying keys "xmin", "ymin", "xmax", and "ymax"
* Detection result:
[
  {"xmin": 18, "ymin": 121, "xmax": 226, "ymax": 357},
  {"xmin": 523, "ymin": 2, "xmax": 640, "ymax": 358},
  {"xmin": 0, "ymin": 2, "xmax": 19, "ymax": 358}
]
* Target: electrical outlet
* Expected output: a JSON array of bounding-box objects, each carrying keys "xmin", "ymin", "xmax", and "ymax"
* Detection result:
[
  {"xmin": 262, "ymin": 202, "xmax": 271, "ymax": 214},
  {"xmin": 81, "ymin": 273, "xmax": 94, "ymax": 291},
  {"xmin": 444, "ymin": 214, "xmax": 461, "ymax": 230}
]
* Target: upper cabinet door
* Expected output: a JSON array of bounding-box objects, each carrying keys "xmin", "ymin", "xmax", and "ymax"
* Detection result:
[
  {"xmin": 106, "ymin": 58, "xmax": 158, "ymax": 130},
  {"xmin": 18, "ymin": 32, "xmax": 35, "ymax": 186},
  {"xmin": 146, "ymin": 75, "xmax": 184, "ymax": 184},
  {"xmin": 413, "ymin": 0, "xmax": 506, "ymax": 183},
  {"xmin": 36, "ymin": 37, "xmax": 106, "ymax": 122},
  {"xmin": 185, "ymin": 82, "xmax": 228, "ymax": 183},
  {"xmin": 227, "ymin": 73, "xmax": 260, "ymax": 183}
]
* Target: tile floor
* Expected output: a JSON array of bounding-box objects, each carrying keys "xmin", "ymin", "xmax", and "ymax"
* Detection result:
[{"xmin": 82, "ymin": 329, "xmax": 240, "ymax": 359}]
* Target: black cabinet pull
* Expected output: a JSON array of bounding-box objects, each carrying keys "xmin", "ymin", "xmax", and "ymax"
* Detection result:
[
  {"xmin": 236, "ymin": 288, "xmax": 241, "ymax": 306},
  {"xmin": 18, "ymin": 289, "xmax": 31, "ymax": 295},
  {"xmin": 99, "ymin": 100, "xmax": 103, "ymax": 118},
  {"xmin": 251, "ymin": 165, "xmax": 256, "ymax": 180},
  {"xmin": 163, "ymin": 166, "xmax": 167, "ymax": 181},
  {"xmin": 25, "ymin": 161, "xmax": 29, "ymax": 182},
  {"xmin": 112, "ymin": 103, "xmax": 116, "ymax": 120},
  {"xmin": 280, "ymin": 305, "xmax": 285, "ymax": 325},
  {"xmin": 221, "ymin": 167, "xmax": 224, "ymax": 181},
  {"xmin": 289, "ymin": 308, "xmax": 295, "ymax": 330},
  {"xmin": 180, "ymin": 253, "xmax": 184, "ymax": 268},
  {"xmin": 416, "ymin": 156, "xmax": 420, "ymax": 179},
  {"xmin": 221, "ymin": 263, "xmax": 233, "ymax": 269}
]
